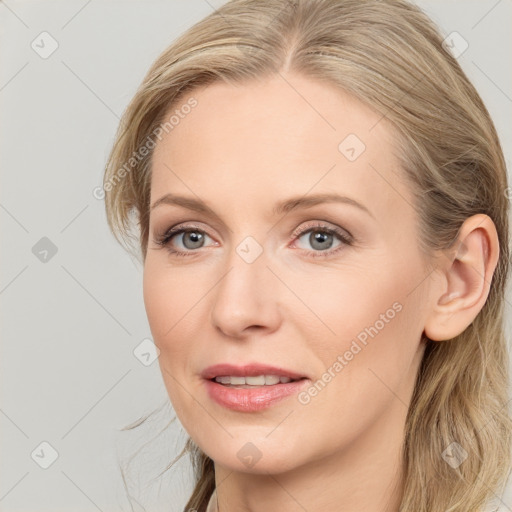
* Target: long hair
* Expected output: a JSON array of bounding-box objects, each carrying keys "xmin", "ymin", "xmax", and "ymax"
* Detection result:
[{"xmin": 103, "ymin": 1, "xmax": 512, "ymax": 510}]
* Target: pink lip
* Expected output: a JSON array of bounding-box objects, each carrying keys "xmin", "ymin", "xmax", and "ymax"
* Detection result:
[
  {"xmin": 200, "ymin": 363, "xmax": 308, "ymax": 381},
  {"xmin": 201, "ymin": 363, "xmax": 310, "ymax": 412},
  {"xmin": 203, "ymin": 378, "xmax": 310, "ymax": 412}
]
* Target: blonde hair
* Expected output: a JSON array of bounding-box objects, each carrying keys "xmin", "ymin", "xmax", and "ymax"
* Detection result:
[{"xmin": 103, "ymin": 1, "xmax": 512, "ymax": 510}]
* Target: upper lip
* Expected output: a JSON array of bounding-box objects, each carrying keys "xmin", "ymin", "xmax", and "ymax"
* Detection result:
[{"xmin": 201, "ymin": 363, "xmax": 308, "ymax": 381}]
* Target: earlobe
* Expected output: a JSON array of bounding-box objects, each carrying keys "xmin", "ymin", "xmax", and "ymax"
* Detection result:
[{"xmin": 423, "ymin": 214, "xmax": 499, "ymax": 342}]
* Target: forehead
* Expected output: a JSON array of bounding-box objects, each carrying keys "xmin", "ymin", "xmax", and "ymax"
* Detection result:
[{"xmin": 150, "ymin": 73, "xmax": 414, "ymax": 225}]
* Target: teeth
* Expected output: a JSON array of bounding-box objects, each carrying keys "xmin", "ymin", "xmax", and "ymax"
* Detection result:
[
  {"xmin": 246, "ymin": 375, "xmax": 265, "ymax": 385},
  {"xmin": 213, "ymin": 375, "xmax": 297, "ymax": 386}
]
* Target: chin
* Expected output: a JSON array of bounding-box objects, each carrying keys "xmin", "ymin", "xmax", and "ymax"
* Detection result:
[{"xmin": 199, "ymin": 434, "xmax": 308, "ymax": 475}]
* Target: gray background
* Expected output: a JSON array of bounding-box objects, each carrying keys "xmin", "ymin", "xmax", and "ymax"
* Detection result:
[{"xmin": 1, "ymin": 1, "xmax": 511, "ymax": 511}]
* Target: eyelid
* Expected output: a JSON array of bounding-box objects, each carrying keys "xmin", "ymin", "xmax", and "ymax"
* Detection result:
[
  {"xmin": 154, "ymin": 220, "xmax": 208, "ymax": 239},
  {"xmin": 289, "ymin": 219, "xmax": 353, "ymax": 243},
  {"xmin": 154, "ymin": 220, "xmax": 350, "ymax": 244}
]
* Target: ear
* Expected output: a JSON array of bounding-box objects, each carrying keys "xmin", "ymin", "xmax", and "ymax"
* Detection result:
[{"xmin": 423, "ymin": 214, "xmax": 500, "ymax": 342}]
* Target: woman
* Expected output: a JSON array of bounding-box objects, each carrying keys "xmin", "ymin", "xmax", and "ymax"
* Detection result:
[{"xmin": 103, "ymin": 0, "xmax": 512, "ymax": 510}]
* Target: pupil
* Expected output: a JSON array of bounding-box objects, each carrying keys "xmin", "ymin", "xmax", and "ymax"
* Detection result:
[
  {"xmin": 311, "ymin": 231, "xmax": 333, "ymax": 250},
  {"xmin": 185, "ymin": 231, "xmax": 203, "ymax": 249}
]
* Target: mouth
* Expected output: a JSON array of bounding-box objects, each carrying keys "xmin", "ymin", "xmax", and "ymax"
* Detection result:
[
  {"xmin": 201, "ymin": 363, "xmax": 309, "ymax": 382},
  {"xmin": 200, "ymin": 363, "xmax": 310, "ymax": 410},
  {"xmin": 209, "ymin": 375, "xmax": 308, "ymax": 388},
  {"xmin": 203, "ymin": 375, "xmax": 310, "ymax": 411}
]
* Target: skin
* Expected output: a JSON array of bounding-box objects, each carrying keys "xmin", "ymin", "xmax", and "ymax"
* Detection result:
[{"xmin": 143, "ymin": 72, "xmax": 499, "ymax": 512}]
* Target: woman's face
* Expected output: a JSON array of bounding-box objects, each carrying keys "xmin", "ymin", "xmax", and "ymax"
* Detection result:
[{"xmin": 144, "ymin": 72, "xmax": 433, "ymax": 474}]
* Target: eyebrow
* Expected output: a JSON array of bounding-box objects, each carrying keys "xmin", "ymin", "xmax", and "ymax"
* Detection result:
[{"xmin": 150, "ymin": 192, "xmax": 374, "ymax": 220}]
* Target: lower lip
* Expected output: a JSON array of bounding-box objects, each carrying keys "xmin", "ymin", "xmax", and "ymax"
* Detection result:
[{"xmin": 204, "ymin": 378, "xmax": 310, "ymax": 412}]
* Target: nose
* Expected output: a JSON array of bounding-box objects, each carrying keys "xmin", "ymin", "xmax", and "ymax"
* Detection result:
[{"xmin": 210, "ymin": 240, "xmax": 282, "ymax": 339}]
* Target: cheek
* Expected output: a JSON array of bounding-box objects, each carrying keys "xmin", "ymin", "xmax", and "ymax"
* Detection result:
[
  {"xmin": 317, "ymin": 247, "xmax": 423, "ymax": 341},
  {"xmin": 143, "ymin": 257, "xmax": 202, "ymax": 332},
  {"xmin": 143, "ymin": 265, "xmax": 171, "ymax": 342},
  {"xmin": 286, "ymin": 262, "xmax": 408, "ymax": 353},
  {"xmin": 142, "ymin": 262, "xmax": 197, "ymax": 359},
  {"xmin": 143, "ymin": 263, "xmax": 200, "ymax": 421},
  {"xmin": 298, "ymin": 257, "xmax": 424, "ymax": 388}
]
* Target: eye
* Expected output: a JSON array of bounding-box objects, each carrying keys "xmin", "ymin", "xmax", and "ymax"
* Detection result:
[
  {"xmin": 153, "ymin": 223, "xmax": 215, "ymax": 257},
  {"xmin": 291, "ymin": 221, "xmax": 353, "ymax": 258},
  {"xmin": 152, "ymin": 221, "xmax": 353, "ymax": 259}
]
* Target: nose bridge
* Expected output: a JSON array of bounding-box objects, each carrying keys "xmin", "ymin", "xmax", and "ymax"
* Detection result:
[{"xmin": 210, "ymin": 233, "xmax": 280, "ymax": 336}]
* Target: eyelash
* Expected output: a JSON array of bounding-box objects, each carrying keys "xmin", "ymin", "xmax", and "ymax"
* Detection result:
[{"xmin": 153, "ymin": 221, "xmax": 353, "ymax": 259}]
